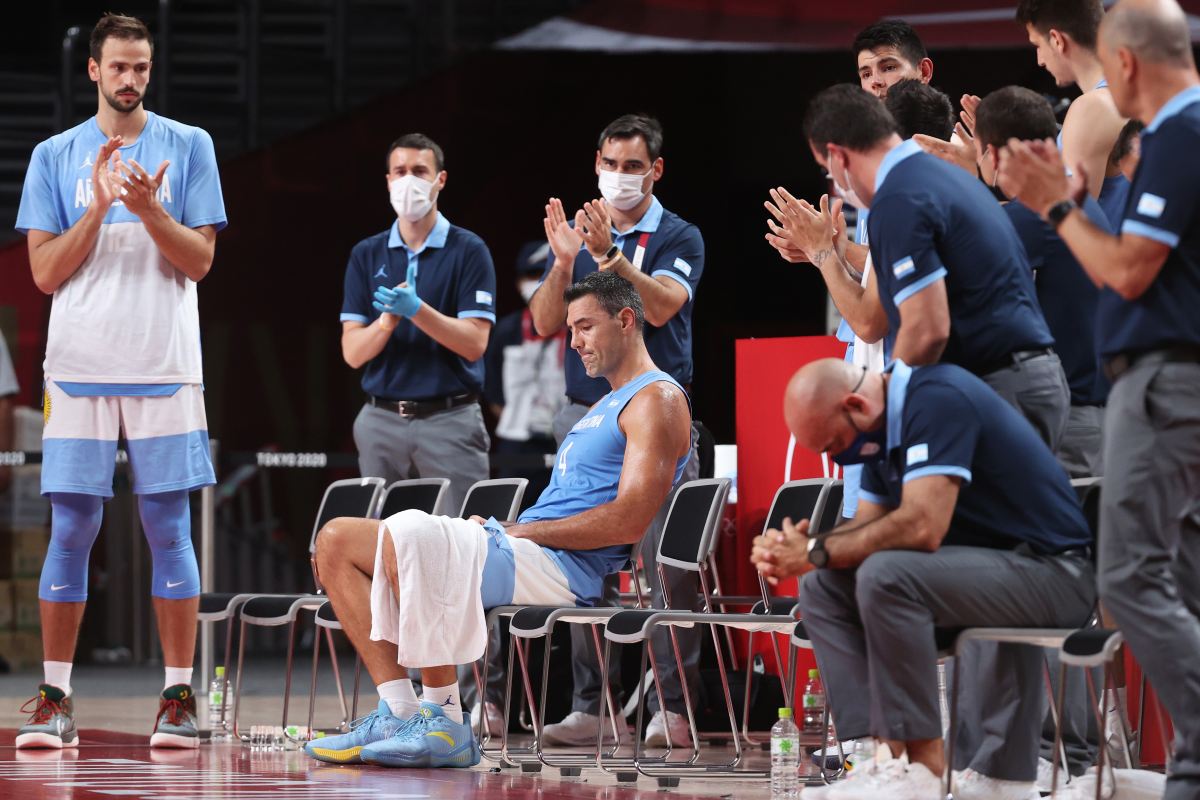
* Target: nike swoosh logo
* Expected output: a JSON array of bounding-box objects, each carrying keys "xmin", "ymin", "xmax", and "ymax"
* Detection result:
[
  {"xmin": 166, "ymin": 580, "xmax": 186, "ymax": 588},
  {"xmin": 50, "ymin": 584, "xmax": 72, "ymax": 591}
]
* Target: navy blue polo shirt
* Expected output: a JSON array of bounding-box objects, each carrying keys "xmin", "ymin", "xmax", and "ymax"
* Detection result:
[
  {"xmin": 341, "ymin": 213, "xmax": 497, "ymax": 399},
  {"xmin": 1097, "ymin": 174, "xmax": 1130, "ymax": 230},
  {"xmin": 860, "ymin": 361, "xmax": 1091, "ymax": 554},
  {"xmin": 1006, "ymin": 197, "xmax": 1111, "ymax": 407},
  {"xmin": 1100, "ymin": 86, "xmax": 1200, "ymax": 357},
  {"xmin": 538, "ymin": 196, "xmax": 704, "ymax": 404},
  {"xmin": 868, "ymin": 140, "xmax": 1054, "ymax": 373}
]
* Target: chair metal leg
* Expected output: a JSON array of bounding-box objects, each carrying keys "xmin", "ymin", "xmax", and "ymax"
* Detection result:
[
  {"xmin": 1043, "ymin": 657, "xmax": 1073, "ymax": 789},
  {"xmin": 279, "ymin": 619, "xmax": 298, "ymax": 731},
  {"xmin": 351, "ymin": 654, "xmax": 361, "ymax": 723},
  {"xmin": 232, "ymin": 619, "xmax": 248, "ymax": 740},
  {"xmin": 219, "ymin": 614, "xmax": 236, "ymax": 729},
  {"xmin": 707, "ymin": 552, "xmax": 740, "ymax": 672},
  {"xmin": 304, "ymin": 618, "xmax": 322, "ymax": 736},
  {"xmin": 1050, "ymin": 661, "xmax": 1069, "ymax": 796},
  {"xmin": 324, "ymin": 628, "xmax": 350, "ymax": 730},
  {"xmin": 945, "ymin": 654, "xmax": 962, "ymax": 800},
  {"xmin": 1084, "ymin": 666, "xmax": 1111, "ymax": 800},
  {"xmin": 741, "ymin": 631, "xmax": 758, "ymax": 746}
]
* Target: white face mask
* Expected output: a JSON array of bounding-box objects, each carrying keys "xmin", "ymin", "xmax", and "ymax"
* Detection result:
[
  {"xmin": 518, "ymin": 279, "xmax": 539, "ymax": 304},
  {"xmin": 389, "ymin": 175, "xmax": 438, "ymax": 222},
  {"xmin": 597, "ymin": 168, "xmax": 651, "ymax": 211}
]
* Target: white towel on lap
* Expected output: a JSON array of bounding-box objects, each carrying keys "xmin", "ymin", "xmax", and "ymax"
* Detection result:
[{"xmin": 369, "ymin": 509, "xmax": 490, "ymax": 668}]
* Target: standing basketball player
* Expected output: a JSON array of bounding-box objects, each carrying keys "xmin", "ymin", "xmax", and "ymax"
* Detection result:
[{"xmin": 14, "ymin": 13, "xmax": 225, "ymax": 749}]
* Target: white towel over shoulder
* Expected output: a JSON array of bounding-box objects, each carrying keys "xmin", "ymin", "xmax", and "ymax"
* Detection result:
[
  {"xmin": 368, "ymin": 509, "xmax": 489, "ymax": 668},
  {"xmin": 852, "ymin": 254, "xmax": 886, "ymax": 372}
]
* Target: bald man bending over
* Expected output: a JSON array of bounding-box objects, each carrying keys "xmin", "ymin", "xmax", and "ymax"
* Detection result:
[{"xmin": 753, "ymin": 359, "xmax": 1095, "ymax": 799}]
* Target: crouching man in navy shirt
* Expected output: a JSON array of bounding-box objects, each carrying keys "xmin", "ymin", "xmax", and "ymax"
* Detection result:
[
  {"xmin": 305, "ymin": 273, "xmax": 691, "ymax": 769},
  {"xmin": 1000, "ymin": 1, "xmax": 1200, "ymax": 795},
  {"xmin": 752, "ymin": 359, "xmax": 1094, "ymax": 799}
]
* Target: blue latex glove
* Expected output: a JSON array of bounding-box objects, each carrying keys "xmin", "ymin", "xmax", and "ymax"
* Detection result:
[{"xmin": 372, "ymin": 264, "xmax": 422, "ymax": 318}]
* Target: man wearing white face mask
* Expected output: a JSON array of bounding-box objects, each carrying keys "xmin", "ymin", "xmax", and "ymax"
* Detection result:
[
  {"xmin": 339, "ymin": 132, "xmax": 497, "ymax": 519},
  {"xmin": 530, "ymin": 113, "xmax": 706, "ymax": 749}
]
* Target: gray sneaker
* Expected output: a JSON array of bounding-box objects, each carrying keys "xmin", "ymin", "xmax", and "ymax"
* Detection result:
[
  {"xmin": 16, "ymin": 684, "xmax": 78, "ymax": 749},
  {"xmin": 150, "ymin": 684, "xmax": 199, "ymax": 749}
]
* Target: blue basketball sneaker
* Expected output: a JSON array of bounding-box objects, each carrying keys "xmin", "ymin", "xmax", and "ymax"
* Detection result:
[
  {"xmin": 361, "ymin": 701, "xmax": 480, "ymax": 768},
  {"xmin": 304, "ymin": 700, "xmax": 410, "ymax": 764}
]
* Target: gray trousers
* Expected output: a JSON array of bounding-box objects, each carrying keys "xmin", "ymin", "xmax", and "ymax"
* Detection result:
[
  {"xmin": 980, "ymin": 351, "xmax": 1071, "ymax": 454},
  {"xmin": 1097, "ymin": 360, "xmax": 1200, "ymax": 800},
  {"xmin": 800, "ymin": 547, "xmax": 1094, "ymax": 781},
  {"xmin": 353, "ymin": 401, "xmax": 499, "ymax": 704},
  {"xmin": 1058, "ymin": 404, "xmax": 1105, "ymax": 479},
  {"xmin": 977, "ymin": 352, "xmax": 1093, "ymax": 778},
  {"xmin": 553, "ymin": 401, "xmax": 703, "ymax": 716}
]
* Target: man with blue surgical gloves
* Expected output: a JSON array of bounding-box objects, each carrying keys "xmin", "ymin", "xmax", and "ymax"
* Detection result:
[{"xmin": 340, "ymin": 132, "xmax": 497, "ymax": 519}]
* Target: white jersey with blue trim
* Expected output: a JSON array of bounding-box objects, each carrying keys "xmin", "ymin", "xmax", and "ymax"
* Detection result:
[
  {"xmin": 16, "ymin": 113, "xmax": 227, "ymax": 384},
  {"xmin": 518, "ymin": 368, "xmax": 690, "ymax": 605}
]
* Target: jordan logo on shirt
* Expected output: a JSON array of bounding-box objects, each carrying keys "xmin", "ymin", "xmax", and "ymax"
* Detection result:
[
  {"xmin": 79, "ymin": 154, "xmax": 94, "ymax": 170},
  {"xmin": 375, "ymin": 265, "xmax": 388, "ymax": 279}
]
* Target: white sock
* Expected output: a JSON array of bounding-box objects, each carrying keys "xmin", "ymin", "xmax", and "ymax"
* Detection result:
[
  {"xmin": 164, "ymin": 667, "xmax": 193, "ymax": 690},
  {"xmin": 44, "ymin": 661, "xmax": 73, "ymax": 697},
  {"xmin": 425, "ymin": 681, "xmax": 463, "ymax": 723},
  {"xmin": 378, "ymin": 678, "xmax": 421, "ymax": 719}
]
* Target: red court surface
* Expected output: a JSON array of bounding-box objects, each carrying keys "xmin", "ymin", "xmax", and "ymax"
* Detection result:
[{"xmin": 0, "ymin": 733, "xmax": 746, "ymax": 800}]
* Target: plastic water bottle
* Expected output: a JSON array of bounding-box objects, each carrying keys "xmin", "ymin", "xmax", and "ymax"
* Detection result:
[
  {"xmin": 208, "ymin": 666, "xmax": 232, "ymax": 741},
  {"xmin": 771, "ymin": 707, "xmax": 800, "ymax": 798},
  {"xmin": 802, "ymin": 668, "xmax": 826, "ymax": 735}
]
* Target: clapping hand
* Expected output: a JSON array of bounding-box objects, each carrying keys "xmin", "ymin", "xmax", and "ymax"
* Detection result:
[
  {"xmin": 373, "ymin": 264, "xmax": 422, "ymax": 318},
  {"xmin": 544, "ymin": 198, "xmax": 584, "ymax": 266},
  {"xmin": 765, "ymin": 188, "xmax": 844, "ymax": 269},
  {"xmin": 575, "ymin": 199, "xmax": 615, "ymax": 260},
  {"xmin": 90, "ymin": 137, "xmax": 125, "ymax": 212},
  {"xmin": 998, "ymin": 137, "xmax": 1072, "ymax": 217},
  {"xmin": 111, "ymin": 156, "xmax": 169, "ymax": 218}
]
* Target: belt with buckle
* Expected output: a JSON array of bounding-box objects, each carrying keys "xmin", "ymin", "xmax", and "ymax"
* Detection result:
[
  {"xmin": 1102, "ymin": 345, "xmax": 1200, "ymax": 384},
  {"xmin": 974, "ymin": 347, "xmax": 1055, "ymax": 378},
  {"xmin": 368, "ymin": 392, "xmax": 478, "ymax": 418}
]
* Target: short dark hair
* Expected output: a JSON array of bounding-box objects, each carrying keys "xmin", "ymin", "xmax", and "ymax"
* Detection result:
[
  {"xmin": 90, "ymin": 13, "xmax": 153, "ymax": 62},
  {"xmin": 852, "ymin": 20, "xmax": 928, "ymax": 67},
  {"xmin": 1110, "ymin": 118, "xmax": 1144, "ymax": 164},
  {"xmin": 386, "ymin": 133, "xmax": 445, "ymax": 171},
  {"xmin": 597, "ymin": 114, "xmax": 663, "ymax": 162},
  {"xmin": 884, "ymin": 79, "xmax": 954, "ymax": 140},
  {"xmin": 563, "ymin": 272, "xmax": 645, "ymax": 333},
  {"xmin": 1015, "ymin": 0, "xmax": 1104, "ymax": 50},
  {"xmin": 974, "ymin": 86, "xmax": 1060, "ymax": 150},
  {"xmin": 804, "ymin": 84, "xmax": 899, "ymax": 153}
]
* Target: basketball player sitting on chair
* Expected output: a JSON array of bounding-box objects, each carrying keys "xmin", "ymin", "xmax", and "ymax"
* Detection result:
[{"xmin": 305, "ymin": 271, "xmax": 692, "ymax": 769}]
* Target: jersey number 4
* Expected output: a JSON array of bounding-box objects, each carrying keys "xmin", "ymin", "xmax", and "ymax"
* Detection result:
[{"xmin": 558, "ymin": 441, "xmax": 575, "ymax": 477}]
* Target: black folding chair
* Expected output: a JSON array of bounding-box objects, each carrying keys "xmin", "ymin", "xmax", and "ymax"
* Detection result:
[
  {"xmin": 306, "ymin": 478, "xmax": 450, "ymax": 730},
  {"xmin": 227, "ymin": 478, "xmax": 385, "ymax": 739}
]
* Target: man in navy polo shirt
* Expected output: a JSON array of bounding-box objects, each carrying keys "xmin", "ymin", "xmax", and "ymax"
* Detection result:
[
  {"xmin": 529, "ymin": 113, "xmax": 704, "ymax": 748},
  {"xmin": 798, "ymin": 85, "xmax": 1070, "ymax": 455},
  {"xmin": 1000, "ymin": 1, "xmax": 1200, "ymax": 795},
  {"xmin": 340, "ymin": 132, "xmax": 496, "ymax": 523},
  {"xmin": 753, "ymin": 358, "xmax": 1094, "ymax": 799}
]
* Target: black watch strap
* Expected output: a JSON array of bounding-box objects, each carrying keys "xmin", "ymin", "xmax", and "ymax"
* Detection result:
[
  {"xmin": 604, "ymin": 244, "xmax": 620, "ymax": 261},
  {"xmin": 807, "ymin": 535, "xmax": 829, "ymax": 569},
  {"xmin": 1047, "ymin": 199, "xmax": 1078, "ymax": 229}
]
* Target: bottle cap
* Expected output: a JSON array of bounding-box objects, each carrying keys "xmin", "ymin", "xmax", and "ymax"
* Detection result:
[
  {"xmin": 778, "ymin": 708, "xmax": 792, "ymax": 718},
  {"xmin": 215, "ymin": 666, "xmax": 226, "ymax": 677},
  {"xmin": 808, "ymin": 668, "xmax": 819, "ymax": 679}
]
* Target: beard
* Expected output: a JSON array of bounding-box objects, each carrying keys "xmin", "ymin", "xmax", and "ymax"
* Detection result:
[{"xmin": 102, "ymin": 86, "xmax": 143, "ymax": 113}]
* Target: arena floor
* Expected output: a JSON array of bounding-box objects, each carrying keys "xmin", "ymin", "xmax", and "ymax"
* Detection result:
[{"xmin": 0, "ymin": 663, "xmax": 786, "ymax": 800}]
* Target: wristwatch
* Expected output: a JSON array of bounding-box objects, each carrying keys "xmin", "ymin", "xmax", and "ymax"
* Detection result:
[
  {"xmin": 806, "ymin": 535, "xmax": 829, "ymax": 569},
  {"xmin": 594, "ymin": 243, "xmax": 620, "ymax": 264},
  {"xmin": 1046, "ymin": 199, "xmax": 1078, "ymax": 229}
]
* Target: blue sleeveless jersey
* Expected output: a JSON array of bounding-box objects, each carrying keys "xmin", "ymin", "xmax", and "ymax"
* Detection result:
[{"xmin": 518, "ymin": 369, "xmax": 690, "ymax": 605}]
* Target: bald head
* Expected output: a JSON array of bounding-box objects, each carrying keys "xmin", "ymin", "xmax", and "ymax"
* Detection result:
[
  {"xmin": 1102, "ymin": 0, "xmax": 1194, "ymax": 68},
  {"xmin": 783, "ymin": 358, "xmax": 873, "ymax": 454}
]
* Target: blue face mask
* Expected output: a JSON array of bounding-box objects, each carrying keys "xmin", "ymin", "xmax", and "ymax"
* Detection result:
[
  {"xmin": 831, "ymin": 424, "xmax": 887, "ymax": 465},
  {"xmin": 829, "ymin": 366, "xmax": 886, "ymax": 466}
]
